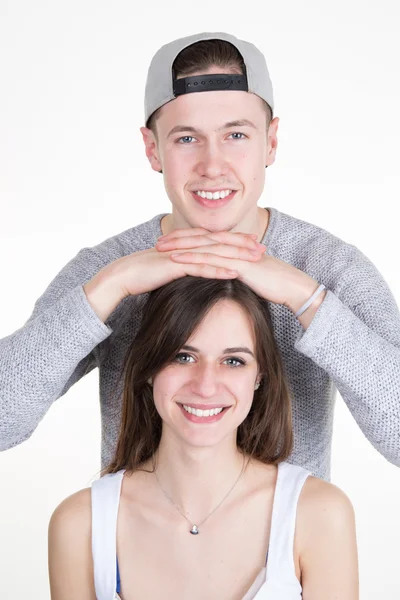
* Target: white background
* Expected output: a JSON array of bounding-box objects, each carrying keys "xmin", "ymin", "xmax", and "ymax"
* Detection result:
[{"xmin": 1, "ymin": 1, "xmax": 400, "ymax": 598}]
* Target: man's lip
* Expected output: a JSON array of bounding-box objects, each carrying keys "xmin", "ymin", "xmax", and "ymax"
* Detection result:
[
  {"xmin": 178, "ymin": 402, "xmax": 232, "ymax": 409},
  {"xmin": 191, "ymin": 190, "xmax": 236, "ymax": 208},
  {"xmin": 189, "ymin": 188, "xmax": 238, "ymax": 193}
]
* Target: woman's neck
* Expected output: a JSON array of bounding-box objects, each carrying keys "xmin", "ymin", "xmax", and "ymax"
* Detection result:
[{"xmin": 150, "ymin": 435, "xmax": 247, "ymax": 521}]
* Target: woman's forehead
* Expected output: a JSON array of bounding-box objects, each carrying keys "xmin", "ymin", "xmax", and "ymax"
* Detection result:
[{"xmin": 186, "ymin": 301, "xmax": 256, "ymax": 347}]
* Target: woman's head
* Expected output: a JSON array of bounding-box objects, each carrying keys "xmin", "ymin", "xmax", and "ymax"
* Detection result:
[{"xmin": 106, "ymin": 277, "xmax": 293, "ymax": 474}]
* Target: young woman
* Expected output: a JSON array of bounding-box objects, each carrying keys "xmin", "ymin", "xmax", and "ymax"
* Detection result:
[{"xmin": 48, "ymin": 277, "xmax": 358, "ymax": 599}]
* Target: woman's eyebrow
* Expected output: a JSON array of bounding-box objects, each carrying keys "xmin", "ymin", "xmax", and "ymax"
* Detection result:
[
  {"xmin": 166, "ymin": 119, "xmax": 257, "ymax": 139},
  {"xmin": 182, "ymin": 344, "xmax": 255, "ymax": 357}
]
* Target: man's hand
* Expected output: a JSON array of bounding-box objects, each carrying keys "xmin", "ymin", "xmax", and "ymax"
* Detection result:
[
  {"xmin": 156, "ymin": 228, "xmax": 326, "ymax": 327},
  {"xmin": 83, "ymin": 244, "xmax": 240, "ymax": 323}
]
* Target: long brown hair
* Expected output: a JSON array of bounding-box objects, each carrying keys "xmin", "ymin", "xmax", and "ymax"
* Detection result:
[
  {"xmin": 104, "ymin": 277, "xmax": 293, "ymax": 475},
  {"xmin": 147, "ymin": 38, "xmax": 273, "ymax": 131}
]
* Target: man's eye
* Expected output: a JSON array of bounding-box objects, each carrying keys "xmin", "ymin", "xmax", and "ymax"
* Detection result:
[
  {"xmin": 224, "ymin": 357, "xmax": 246, "ymax": 367},
  {"xmin": 228, "ymin": 132, "xmax": 247, "ymax": 140},
  {"xmin": 177, "ymin": 136, "xmax": 195, "ymax": 144},
  {"xmin": 174, "ymin": 353, "xmax": 194, "ymax": 363}
]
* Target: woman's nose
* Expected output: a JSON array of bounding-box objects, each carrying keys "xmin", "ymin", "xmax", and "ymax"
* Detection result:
[{"xmin": 189, "ymin": 364, "xmax": 220, "ymax": 398}]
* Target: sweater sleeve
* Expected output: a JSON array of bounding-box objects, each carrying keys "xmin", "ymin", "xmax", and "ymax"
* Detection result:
[
  {"xmin": 0, "ymin": 248, "xmax": 113, "ymax": 450},
  {"xmin": 294, "ymin": 247, "xmax": 400, "ymax": 466}
]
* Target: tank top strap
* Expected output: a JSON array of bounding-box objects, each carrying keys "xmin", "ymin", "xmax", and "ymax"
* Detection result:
[
  {"xmin": 266, "ymin": 461, "xmax": 311, "ymax": 581},
  {"xmin": 91, "ymin": 470, "xmax": 125, "ymax": 600}
]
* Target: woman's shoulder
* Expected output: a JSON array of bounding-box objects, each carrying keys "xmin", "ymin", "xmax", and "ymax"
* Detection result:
[
  {"xmin": 291, "ymin": 477, "xmax": 358, "ymax": 596},
  {"xmin": 268, "ymin": 462, "xmax": 355, "ymax": 523},
  {"xmin": 48, "ymin": 488, "xmax": 95, "ymax": 598},
  {"xmin": 49, "ymin": 487, "xmax": 92, "ymax": 543},
  {"xmin": 296, "ymin": 474, "xmax": 356, "ymax": 556},
  {"xmin": 299, "ymin": 475, "xmax": 355, "ymax": 519}
]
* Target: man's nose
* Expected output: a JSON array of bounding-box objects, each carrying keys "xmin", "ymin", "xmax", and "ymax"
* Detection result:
[{"xmin": 195, "ymin": 142, "xmax": 229, "ymax": 180}]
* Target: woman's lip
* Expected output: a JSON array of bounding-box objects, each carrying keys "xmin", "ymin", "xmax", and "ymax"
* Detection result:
[
  {"xmin": 178, "ymin": 402, "xmax": 231, "ymax": 410},
  {"xmin": 178, "ymin": 403, "xmax": 230, "ymax": 423},
  {"xmin": 190, "ymin": 190, "xmax": 237, "ymax": 209}
]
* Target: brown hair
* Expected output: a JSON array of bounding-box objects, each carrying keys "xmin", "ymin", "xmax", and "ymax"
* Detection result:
[
  {"xmin": 147, "ymin": 39, "xmax": 273, "ymax": 132},
  {"xmin": 104, "ymin": 277, "xmax": 293, "ymax": 475}
]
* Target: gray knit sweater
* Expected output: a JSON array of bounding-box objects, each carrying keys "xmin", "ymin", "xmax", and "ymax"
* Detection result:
[{"xmin": 1, "ymin": 207, "xmax": 399, "ymax": 480}]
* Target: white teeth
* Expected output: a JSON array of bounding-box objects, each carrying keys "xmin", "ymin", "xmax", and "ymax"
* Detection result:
[
  {"xmin": 195, "ymin": 190, "xmax": 232, "ymax": 200},
  {"xmin": 182, "ymin": 405, "xmax": 224, "ymax": 417}
]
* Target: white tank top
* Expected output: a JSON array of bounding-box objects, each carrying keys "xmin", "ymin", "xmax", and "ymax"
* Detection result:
[{"xmin": 91, "ymin": 461, "xmax": 311, "ymax": 600}]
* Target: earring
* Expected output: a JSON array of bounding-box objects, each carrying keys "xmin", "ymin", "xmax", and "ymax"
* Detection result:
[
  {"xmin": 147, "ymin": 377, "xmax": 153, "ymax": 386},
  {"xmin": 254, "ymin": 380, "xmax": 261, "ymax": 390}
]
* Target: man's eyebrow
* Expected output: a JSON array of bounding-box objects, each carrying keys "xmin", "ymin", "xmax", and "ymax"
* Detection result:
[
  {"xmin": 221, "ymin": 119, "xmax": 257, "ymax": 130},
  {"xmin": 166, "ymin": 119, "xmax": 258, "ymax": 139},
  {"xmin": 182, "ymin": 344, "xmax": 255, "ymax": 358},
  {"xmin": 167, "ymin": 125, "xmax": 198, "ymax": 138}
]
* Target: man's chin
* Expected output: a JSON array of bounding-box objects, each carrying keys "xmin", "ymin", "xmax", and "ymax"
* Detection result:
[
  {"xmin": 186, "ymin": 209, "xmax": 241, "ymax": 233},
  {"xmin": 169, "ymin": 202, "xmax": 250, "ymax": 234},
  {"xmin": 189, "ymin": 219, "xmax": 237, "ymax": 233}
]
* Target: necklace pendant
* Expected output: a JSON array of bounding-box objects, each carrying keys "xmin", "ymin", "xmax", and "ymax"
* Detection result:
[{"xmin": 190, "ymin": 524, "xmax": 199, "ymax": 535}]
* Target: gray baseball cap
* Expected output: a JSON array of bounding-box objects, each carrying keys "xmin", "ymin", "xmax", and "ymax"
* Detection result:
[{"xmin": 144, "ymin": 32, "xmax": 274, "ymax": 125}]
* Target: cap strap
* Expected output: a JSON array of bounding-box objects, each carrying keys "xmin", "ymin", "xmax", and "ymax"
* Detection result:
[{"xmin": 173, "ymin": 73, "xmax": 248, "ymax": 97}]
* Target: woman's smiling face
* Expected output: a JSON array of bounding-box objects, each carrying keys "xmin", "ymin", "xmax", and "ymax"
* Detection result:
[{"xmin": 152, "ymin": 299, "xmax": 260, "ymax": 449}]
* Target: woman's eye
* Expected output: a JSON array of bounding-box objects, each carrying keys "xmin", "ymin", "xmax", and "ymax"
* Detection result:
[
  {"xmin": 174, "ymin": 353, "xmax": 195, "ymax": 363},
  {"xmin": 224, "ymin": 357, "xmax": 245, "ymax": 367},
  {"xmin": 177, "ymin": 136, "xmax": 195, "ymax": 144}
]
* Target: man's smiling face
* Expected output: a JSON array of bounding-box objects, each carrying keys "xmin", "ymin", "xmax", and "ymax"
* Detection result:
[{"xmin": 141, "ymin": 70, "xmax": 279, "ymax": 233}]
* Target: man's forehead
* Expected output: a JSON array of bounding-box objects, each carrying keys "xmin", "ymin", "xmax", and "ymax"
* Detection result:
[{"xmin": 157, "ymin": 90, "xmax": 266, "ymax": 136}]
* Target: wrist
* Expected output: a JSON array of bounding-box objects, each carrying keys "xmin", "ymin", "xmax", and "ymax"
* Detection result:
[
  {"xmin": 83, "ymin": 271, "xmax": 126, "ymax": 323},
  {"xmin": 296, "ymin": 287, "xmax": 327, "ymax": 329},
  {"xmin": 287, "ymin": 279, "xmax": 327, "ymax": 330},
  {"xmin": 286, "ymin": 278, "xmax": 320, "ymax": 315}
]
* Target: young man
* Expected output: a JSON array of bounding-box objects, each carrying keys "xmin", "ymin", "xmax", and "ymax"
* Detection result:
[{"xmin": 1, "ymin": 32, "xmax": 399, "ymax": 481}]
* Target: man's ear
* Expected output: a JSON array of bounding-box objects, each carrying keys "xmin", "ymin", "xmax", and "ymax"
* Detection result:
[
  {"xmin": 140, "ymin": 126, "xmax": 163, "ymax": 173},
  {"xmin": 266, "ymin": 116, "xmax": 279, "ymax": 168}
]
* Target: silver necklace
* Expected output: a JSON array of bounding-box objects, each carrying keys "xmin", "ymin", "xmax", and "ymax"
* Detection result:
[{"xmin": 153, "ymin": 454, "xmax": 246, "ymax": 535}]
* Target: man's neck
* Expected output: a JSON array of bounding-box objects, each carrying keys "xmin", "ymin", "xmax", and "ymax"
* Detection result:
[{"xmin": 160, "ymin": 207, "xmax": 269, "ymax": 242}]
